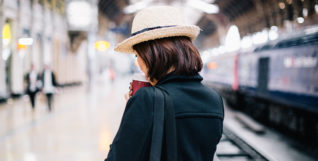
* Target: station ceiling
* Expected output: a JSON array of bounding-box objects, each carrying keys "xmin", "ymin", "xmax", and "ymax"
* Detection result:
[{"xmin": 98, "ymin": 0, "xmax": 318, "ymax": 49}]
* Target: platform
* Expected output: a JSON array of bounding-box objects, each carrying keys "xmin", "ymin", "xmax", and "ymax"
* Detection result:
[{"xmin": 0, "ymin": 75, "xmax": 316, "ymax": 161}]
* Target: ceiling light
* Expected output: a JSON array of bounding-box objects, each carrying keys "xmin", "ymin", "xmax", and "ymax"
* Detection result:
[
  {"xmin": 201, "ymin": 0, "xmax": 216, "ymax": 3},
  {"xmin": 187, "ymin": 0, "xmax": 219, "ymax": 14},
  {"xmin": 303, "ymin": 8, "xmax": 308, "ymax": 17},
  {"xmin": 67, "ymin": 1, "xmax": 92, "ymax": 29},
  {"xmin": 286, "ymin": 0, "xmax": 292, "ymax": 4},
  {"xmin": 18, "ymin": 38, "xmax": 33, "ymax": 45},
  {"xmin": 124, "ymin": 0, "xmax": 150, "ymax": 14},
  {"xmin": 278, "ymin": 2, "xmax": 285, "ymax": 9},
  {"xmin": 297, "ymin": 17, "xmax": 304, "ymax": 24},
  {"xmin": 269, "ymin": 27, "xmax": 279, "ymax": 40}
]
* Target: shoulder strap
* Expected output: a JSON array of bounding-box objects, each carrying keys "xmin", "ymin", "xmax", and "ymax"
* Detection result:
[
  {"xmin": 150, "ymin": 87, "xmax": 177, "ymax": 161},
  {"xmin": 149, "ymin": 87, "xmax": 165, "ymax": 161}
]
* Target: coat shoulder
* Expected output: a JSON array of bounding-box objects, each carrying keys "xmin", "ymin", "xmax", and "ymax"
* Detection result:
[
  {"xmin": 204, "ymin": 85, "xmax": 222, "ymax": 101},
  {"xmin": 203, "ymin": 85, "xmax": 224, "ymax": 115},
  {"xmin": 124, "ymin": 87, "xmax": 155, "ymax": 120},
  {"xmin": 129, "ymin": 87, "xmax": 155, "ymax": 103}
]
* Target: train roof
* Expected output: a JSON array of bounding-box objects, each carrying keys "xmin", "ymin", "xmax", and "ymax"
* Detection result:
[{"xmin": 254, "ymin": 26, "xmax": 318, "ymax": 53}]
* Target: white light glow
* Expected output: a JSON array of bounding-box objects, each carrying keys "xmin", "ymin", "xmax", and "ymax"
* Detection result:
[
  {"xmin": 2, "ymin": 48, "xmax": 10, "ymax": 61},
  {"xmin": 18, "ymin": 38, "xmax": 33, "ymax": 45},
  {"xmin": 315, "ymin": 4, "xmax": 318, "ymax": 14},
  {"xmin": 24, "ymin": 152, "xmax": 37, "ymax": 161},
  {"xmin": 303, "ymin": 8, "xmax": 308, "ymax": 17},
  {"xmin": 252, "ymin": 30, "xmax": 268, "ymax": 45},
  {"xmin": 225, "ymin": 25, "xmax": 240, "ymax": 52},
  {"xmin": 305, "ymin": 27, "xmax": 318, "ymax": 35},
  {"xmin": 278, "ymin": 2, "xmax": 285, "ymax": 9},
  {"xmin": 187, "ymin": 0, "xmax": 219, "ymax": 14},
  {"xmin": 124, "ymin": 0, "xmax": 150, "ymax": 14},
  {"xmin": 2, "ymin": 39, "xmax": 9, "ymax": 46},
  {"xmin": 269, "ymin": 26, "xmax": 279, "ymax": 40},
  {"xmin": 67, "ymin": 1, "xmax": 92, "ymax": 29},
  {"xmin": 297, "ymin": 17, "xmax": 304, "ymax": 24},
  {"xmin": 241, "ymin": 36, "xmax": 253, "ymax": 49},
  {"xmin": 201, "ymin": 0, "xmax": 216, "ymax": 3},
  {"xmin": 271, "ymin": 26, "xmax": 278, "ymax": 30},
  {"xmin": 201, "ymin": 50, "xmax": 210, "ymax": 63}
]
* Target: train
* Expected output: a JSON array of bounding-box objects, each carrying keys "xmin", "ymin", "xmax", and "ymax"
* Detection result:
[{"xmin": 202, "ymin": 26, "xmax": 318, "ymax": 145}]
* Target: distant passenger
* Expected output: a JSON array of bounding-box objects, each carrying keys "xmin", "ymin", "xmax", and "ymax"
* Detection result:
[
  {"xmin": 41, "ymin": 64, "xmax": 58, "ymax": 111},
  {"xmin": 25, "ymin": 64, "xmax": 40, "ymax": 110},
  {"xmin": 105, "ymin": 6, "xmax": 224, "ymax": 161}
]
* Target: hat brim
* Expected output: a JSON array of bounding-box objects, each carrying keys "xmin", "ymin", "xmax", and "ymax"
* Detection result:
[{"xmin": 114, "ymin": 25, "xmax": 200, "ymax": 54}]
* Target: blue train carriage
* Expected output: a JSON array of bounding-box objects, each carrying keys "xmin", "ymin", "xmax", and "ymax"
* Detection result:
[
  {"xmin": 237, "ymin": 49, "xmax": 259, "ymax": 102},
  {"xmin": 268, "ymin": 41, "xmax": 318, "ymax": 112},
  {"xmin": 239, "ymin": 28, "xmax": 318, "ymax": 143}
]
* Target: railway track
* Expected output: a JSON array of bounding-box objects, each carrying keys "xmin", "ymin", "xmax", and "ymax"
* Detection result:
[{"xmin": 216, "ymin": 126, "xmax": 270, "ymax": 161}]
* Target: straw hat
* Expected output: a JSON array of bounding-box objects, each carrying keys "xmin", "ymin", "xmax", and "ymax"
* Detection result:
[{"xmin": 114, "ymin": 6, "xmax": 200, "ymax": 54}]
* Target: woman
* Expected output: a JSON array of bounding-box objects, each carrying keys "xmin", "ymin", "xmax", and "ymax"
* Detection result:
[{"xmin": 105, "ymin": 6, "xmax": 224, "ymax": 161}]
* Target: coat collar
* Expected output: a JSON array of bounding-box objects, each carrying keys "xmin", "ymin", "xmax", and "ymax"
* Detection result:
[{"xmin": 156, "ymin": 73, "xmax": 203, "ymax": 86}]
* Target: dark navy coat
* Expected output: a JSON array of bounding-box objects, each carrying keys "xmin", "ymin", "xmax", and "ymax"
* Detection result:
[{"xmin": 105, "ymin": 74, "xmax": 224, "ymax": 161}]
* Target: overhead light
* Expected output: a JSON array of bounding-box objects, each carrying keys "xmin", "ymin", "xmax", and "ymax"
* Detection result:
[
  {"xmin": 187, "ymin": 0, "xmax": 219, "ymax": 14},
  {"xmin": 286, "ymin": 0, "xmax": 292, "ymax": 5},
  {"xmin": 270, "ymin": 26, "xmax": 278, "ymax": 31},
  {"xmin": 252, "ymin": 30, "xmax": 268, "ymax": 45},
  {"xmin": 269, "ymin": 26, "xmax": 279, "ymax": 40},
  {"xmin": 315, "ymin": 4, "xmax": 318, "ymax": 14},
  {"xmin": 67, "ymin": 1, "xmax": 92, "ymax": 29},
  {"xmin": 241, "ymin": 36, "xmax": 253, "ymax": 49},
  {"xmin": 278, "ymin": 2, "xmax": 285, "ymax": 9},
  {"xmin": 297, "ymin": 17, "xmax": 304, "ymax": 24},
  {"xmin": 225, "ymin": 25, "xmax": 240, "ymax": 52},
  {"xmin": 303, "ymin": 8, "xmax": 308, "ymax": 17},
  {"xmin": 18, "ymin": 38, "xmax": 33, "ymax": 45},
  {"xmin": 124, "ymin": 0, "xmax": 150, "ymax": 14},
  {"xmin": 18, "ymin": 44, "xmax": 27, "ymax": 50},
  {"xmin": 95, "ymin": 41, "xmax": 110, "ymax": 52},
  {"xmin": 2, "ymin": 23, "xmax": 11, "ymax": 46},
  {"xmin": 202, "ymin": 0, "xmax": 216, "ymax": 3}
]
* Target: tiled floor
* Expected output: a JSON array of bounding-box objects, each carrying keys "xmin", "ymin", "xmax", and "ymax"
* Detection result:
[{"xmin": 0, "ymin": 75, "xmax": 130, "ymax": 161}]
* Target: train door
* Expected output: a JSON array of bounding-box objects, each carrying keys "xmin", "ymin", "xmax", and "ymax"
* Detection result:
[{"xmin": 257, "ymin": 57, "xmax": 270, "ymax": 93}]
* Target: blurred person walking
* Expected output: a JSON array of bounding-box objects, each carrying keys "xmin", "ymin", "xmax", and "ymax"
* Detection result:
[
  {"xmin": 41, "ymin": 64, "xmax": 58, "ymax": 111},
  {"xmin": 25, "ymin": 64, "xmax": 41, "ymax": 109},
  {"xmin": 105, "ymin": 6, "xmax": 224, "ymax": 161}
]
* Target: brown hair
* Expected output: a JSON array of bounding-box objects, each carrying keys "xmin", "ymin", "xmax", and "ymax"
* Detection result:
[{"xmin": 133, "ymin": 36, "xmax": 202, "ymax": 82}]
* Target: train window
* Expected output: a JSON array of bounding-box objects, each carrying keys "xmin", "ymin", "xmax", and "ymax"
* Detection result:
[
  {"xmin": 254, "ymin": 47, "xmax": 261, "ymax": 52},
  {"xmin": 274, "ymin": 40, "xmax": 289, "ymax": 48},
  {"xmin": 253, "ymin": 44, "xmax": 274, "ymax": 52},
  {"xmin": 274, "ymin": 38, "xmax": 302, "ymax": 48},
  {"xmin": 301, "ymin": 33, "xmax": 318, "ymax": 45},
  {"xmin": 260, "ymin": 44, "xmax": 273, "ymax": 50},
  {"xmin": 274, "ymin": 32, "xmax": 318, "ymax": 48}
]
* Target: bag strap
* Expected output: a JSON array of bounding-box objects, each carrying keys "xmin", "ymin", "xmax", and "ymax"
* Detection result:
[
  {"xmin": 149, "ymin": 87, "xmax": 177, "ymax": 161},
  {"xmin": 149, "ymin": 87, "xmax": 165, "ymax": 161},
  {"xmin": 162, "ymin": 88, "xmax": 177, "ymax": 161}
]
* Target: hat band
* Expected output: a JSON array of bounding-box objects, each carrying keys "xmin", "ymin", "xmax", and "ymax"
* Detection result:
[{"xmin": 131, "ymin": 25, "xmax": 176, "ymax": 36}]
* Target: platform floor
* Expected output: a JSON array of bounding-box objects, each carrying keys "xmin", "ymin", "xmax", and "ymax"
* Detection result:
[
  {"xmin": 0, "ymin": 75, "xmax": 129, "ymax": 161},
  {"xmin": 0, "ymin": 75, "xmax": 316, "ymax": 161}
]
